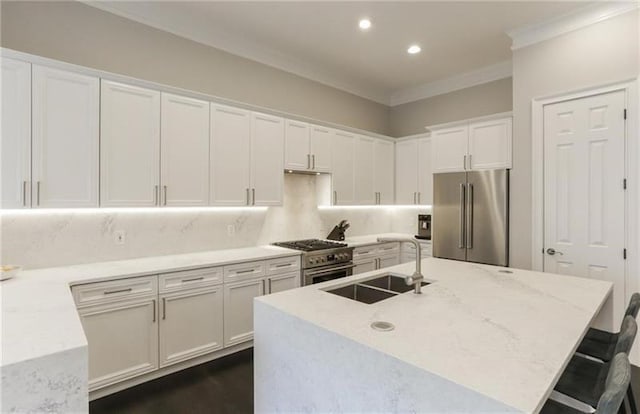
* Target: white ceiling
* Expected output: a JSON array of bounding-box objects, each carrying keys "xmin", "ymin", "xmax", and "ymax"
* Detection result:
[{"xmin": 90, "ymin": 1, "xmax": 594, "ymax": 105}]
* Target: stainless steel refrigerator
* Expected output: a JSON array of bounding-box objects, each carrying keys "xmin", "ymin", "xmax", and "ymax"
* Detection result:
[{"xmin": 432, "ymin": 169, "xmax": 509, "ymax": 266}]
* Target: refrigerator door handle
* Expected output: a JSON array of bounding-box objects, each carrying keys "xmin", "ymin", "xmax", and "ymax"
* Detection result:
[
  {"xmin": 459, "ymin": 183, "xmax": 466, "ymax": 249},
  {"xmin": 467, "ymin": 183, "xmax": 473, "ymax": 249}
]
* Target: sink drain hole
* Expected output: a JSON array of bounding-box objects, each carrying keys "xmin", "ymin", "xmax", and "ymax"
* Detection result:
[{"xmin": 371, "ymin": 321, "xmax": 395, "ymax": 332}]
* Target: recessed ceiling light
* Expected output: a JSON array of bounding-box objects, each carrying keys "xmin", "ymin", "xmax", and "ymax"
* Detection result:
[
  {"xmin": 359, "ymin": 19, "xmax": 371, "ymax": 30},
  {"xmin": 407, "ymin": 45, "xmax": 421, "ymax": 54}
]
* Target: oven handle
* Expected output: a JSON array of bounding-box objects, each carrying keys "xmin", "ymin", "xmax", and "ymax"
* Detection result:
[{"xmin": 305, "ymin": 263, "xmax": 355, "ymax": 276}]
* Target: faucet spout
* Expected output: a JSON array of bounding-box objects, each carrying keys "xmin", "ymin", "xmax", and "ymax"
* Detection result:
[{"xmin": 377, "ymin": 237, "xmax": 424, "ymax": 294}]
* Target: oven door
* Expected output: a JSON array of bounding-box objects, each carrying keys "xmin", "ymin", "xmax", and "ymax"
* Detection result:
[{"xmin": 303, "ymin": 263, "xmax": 354, "ymax": 286}]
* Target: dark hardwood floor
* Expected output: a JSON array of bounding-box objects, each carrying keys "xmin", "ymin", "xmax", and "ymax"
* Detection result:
[{"xmin": 90, "ymin": 350, "xmax": 640, "ymax": 414}]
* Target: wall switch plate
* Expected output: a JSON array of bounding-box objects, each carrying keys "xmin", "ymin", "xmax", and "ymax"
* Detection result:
[
  {"xmin": 227, "ymin": 225, "xmax": 235, "ymax": 237},
  {"xmin": 114, "ymin": 230, "xmax": 126, "ymax": 245}
]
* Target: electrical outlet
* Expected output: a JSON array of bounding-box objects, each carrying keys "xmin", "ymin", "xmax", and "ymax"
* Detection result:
[
  {"xmin": 227, "ymin": 225, "xmax": 235, "ymax": 237},
  {"xmin": 114, "ymin": 230, "xmax": 126, "ymax": 245}
]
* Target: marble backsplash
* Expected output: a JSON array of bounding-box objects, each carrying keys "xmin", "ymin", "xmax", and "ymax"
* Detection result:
[{"xmin": 0, "ymin": 175, "xmax": 430, "ymax": 269}]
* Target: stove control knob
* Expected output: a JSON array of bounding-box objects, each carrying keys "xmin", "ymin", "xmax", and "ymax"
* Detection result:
[
  {"xmin": 321, "ymin": 257, "xmax": 326, "ymax": 262},
  {"xmin": 309, "ymin": 258, "xmax": 316, "ymax": 264}
]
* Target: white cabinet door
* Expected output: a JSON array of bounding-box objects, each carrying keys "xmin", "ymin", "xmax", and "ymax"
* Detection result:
[
  {"xmin": 79, "ymin": 298, "xmax": 158, "ymax": 391},
  {"xmin": 32, "ymin": 66, "xmax": 99, "ymax": 208},
  {"xmin": 1, "ymin": 58, "xmax": 31, "ymax": 208},
  {"xmin": 159, "ymin": 286, "xmax": 223, "ymax": 367},
  {"xmin": 353, "ymin": 259, "xmax": 376, "ymax": 275},
  {"xmin": 418, "ymin": 138, "xmax": 433, "ymax": 205},
  {"xmin": 101, "ymin": 81, "xmax": 160, "ymax": 207},
  {"xmin": 160, "ymin": 93, "xmax": 209, "ymax": 206},
  {"xmin": 310, "ymin": 125, "xmax": 332, "ymax": 172},
  {"xmin": 251, "ymin": 112, "xmax": 284, "ymax": 206},
  {"xmin": 267, "ymin": 272, "xmax": 300, "ymax": 294},
  {"xmin": 431, "ymin": 125, "xmax": 469, "ymax": 173},
  {"xmin": 210, "ymin": 104, "xmax": 251, "ymax": 206},
  {"xmin": 395, "ymin": 139, "xmax": 419, "ymax": 205},
  {"xmin": 468, "ymin": 118, "xmax": 512, "ymax": 170},
  {"xmin": 378, "ymin": 254, "xmax": 400, "ymax": 269},
  {"xmin": 223, "ymin": 278, "xmax": 264, "ymax": 346},
  {"xmin": 331, "ymin": 131, "xmax": 355, "ymax": 205},
  {"xmin": 354, "ymin": 135, "xmax": 375, "ymax": 205},
  {"xmin": 284, "ymin": 120, "xmax": 310, "ymax": 171},
  {"xmin": 374, "ymin": 139, "xmax": 394, "ymax": 205}
]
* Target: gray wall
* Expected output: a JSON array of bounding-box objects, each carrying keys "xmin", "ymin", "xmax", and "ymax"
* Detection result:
[
  {"xmin": 389, "ymin": 78, "xmax": 513, "ymax": 137},
  {"xmin": 510, "ymin": 10, "xmax": 639, "ymax": 270},
  {"xmin": 0, "ymin": 1, "xmax": 389, "ymax": 135}
]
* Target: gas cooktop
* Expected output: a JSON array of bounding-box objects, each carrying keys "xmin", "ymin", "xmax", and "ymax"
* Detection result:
[{"xmin": 272, "ymin": 239, "xmax": 348, "ymax": 252}]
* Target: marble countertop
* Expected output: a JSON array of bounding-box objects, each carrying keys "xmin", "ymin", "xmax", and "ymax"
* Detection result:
[
  {"xmin": 256, "ymin": 258, "xmax": 612, "ymax": 413},
  {"xmin": 344, "ymin": 233, "xmax": 431, "ymax": 247},
  {"xmin": 1, "ymin": 245, "xmax": 300, "ymax": 368}
]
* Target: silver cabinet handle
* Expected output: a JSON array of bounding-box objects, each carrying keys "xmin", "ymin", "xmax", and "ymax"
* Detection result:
[
  {"xmin": 466, "ymin": 183, "xmax": 473, "ymax": 249},
  {"xmin": 459, "ymin": 183, "xmax": 466, "ymax": 249},
  {"xmin": 268, "ymin": 278, "xmax": 272, "ymax": 294},
  {"xmin": 36, "ymin": 181, "xmax": 41, "ymax": 206},
  {"xmin": 274, "ymin": 263, "xmax": 291, "ymax": 268},
  {"xmin": 312, "ymin": 154, "xmax": 315, "ymax": 170},
  {"xmin": 182, "ymin": 276, "xmax": 204, "ymax": 283},
  {"xmin": 104, "ymin": 288, "xmax": 132, "ymax": 295},
  {"xmin": 463, "ymin": 155, "xmax": 467, "ymax": 170},
  {"xmin": 152, "ymin": 299, "xmax": 156, "ymax": 323},
  {"xmin": 162, "ymin": 297, "xmax": 167, "ymax": 320},
  {"xmin": 154, "ymin": 185, "xmax": 159, "ymax": 206},
  {"xmin": 163, "ymin": 185, "xmax": 168, "ymax": 206},
  {"xmin": 468, "ymin": 154, "xmax": 473, "ymax": 170},
  {"xmin": 252, "ymin": 188, "xmax": 256, "ymax": 205},
  {"xmin": 22, "ymin": 181, "xmax": 28, "ymax": 207},
  {"xmin": 246, "ymin": 188, "xmax": 250, "ymax": 205},
  {"xmin": 236, "ymin": 269, "xmax": 255, "ymax": 274},
  {"xmin": 333, "ymin": 190, "xmax": 337, "ymax": 205},
  {"xmin": 307, "ymin": 154, "xmax": 311, "ymax": 169},
  {"xmin": 546, "ymin": 248, "xmax": 563, "ymax": 256}
]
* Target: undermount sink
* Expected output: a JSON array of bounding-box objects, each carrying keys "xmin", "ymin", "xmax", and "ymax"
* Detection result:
[{"xmin": 324, "ymin": 273, "xmax": 431, "ymax": 304}]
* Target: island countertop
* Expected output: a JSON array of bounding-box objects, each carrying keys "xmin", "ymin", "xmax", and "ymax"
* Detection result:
[{"xmin": 255, "ymin": 258, "xmax": 612, "ymax": 413}]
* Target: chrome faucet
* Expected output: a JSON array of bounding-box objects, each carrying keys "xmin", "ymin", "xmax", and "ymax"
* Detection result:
[{"xmin": 377, "ymin": 237, "xmax": 424, "ymax": 294}]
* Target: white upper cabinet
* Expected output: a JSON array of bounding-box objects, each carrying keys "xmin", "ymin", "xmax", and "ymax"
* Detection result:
[
  {"xmin": 160, "ymin": 93, "xmax": 210, "ymax": 207},
  {"xmin": 431, "ymin": 125, "xmax": 469, "ymax": 173},
  {"xmin": 251, "ymin": 112, "xmax": 284, "ymax": 206},
  {"xmin": 284, "ymin": 120, "xmax": 310, "ymax": 171},
  {"xmin": 354, "ymin": 135, "xmax": 375, "ymax": 205},
  {"xmin": 331, "ymin": 130, "xmax": 355, "ymax": 205},
  {"xmin": 468, "ymin": 117, "xmax": 512, "ymax": 170},
  {"xmin": 1, "ymin": 57, "xmax": 31, "ymax": 209},
  {"xmin": 417, "ymin": 138, "xmax": 433, "ymax": 205},
  {"xmin": 32, "ymin": 65, "xmax": 99, "ymax": 208},
  {"xmin": 100, "ymin": 81, "xmax": 160, "ymax": 207},
  {"xmin": 309, "ymin": 125, "xmax": 332, "ymax": 172},
  {"xmin": 373, "ymin": 139, "xmax": 395, "ymax": 205},
  {"xmin": 210, "ymin": 104, "xmax": 252, "ymax": 206},
  {"xmin": 395, "ymin": 139, "xmax": 419, "ymax": 205},
  {"xmin": 431, "ymin": 115, "xmax": 512, "ymax": 173}
]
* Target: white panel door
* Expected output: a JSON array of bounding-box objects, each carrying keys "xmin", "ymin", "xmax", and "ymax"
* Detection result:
[
  {"xmin": 210, "ymin": 104, "xmax": 251, "ymax": 206},
  {"xmin": 79, "ymin": 299, "xmax": 158, "ymax": 391},
  {"xmin": 251, "ymin": 112, "xmax": 284, "ymax": 206},
  {"xmin": 160, "ymin": 93, "xmax": 209, "ymax": 207},
  {"xmin": 223, "ymin": 278, "xmax": 265, "ymax": 346},
  {"xmin": 1, "ymin": 58, "xmax": 31, "ymax": 208},
  {"xmin": 395, "ymin": 139, "xmax": 419, "ymax": 204},
  {"xmin": 418, "ymin": 138, "xmax": 433, "ymax": 205},
  {"xmin": 159, "ymin": 286, "xmax": 223, "ymax": 367},
  {"xmin": 353, "ymin": 259, "xmax": 376, "ymax": 275},
  {"xmin": 431, "ymin": 125, "xmax": 469, "ymax": 173},
  {"xmin": 101, "ymin": 81, "xmax": 160, "ymax": 207},
  {"xmin": 543, "ymin": 90, "xmax": 626, "ymax": 331},
  {"xmin": 331, "ymin": 131, "xmax": 355, "ymax": 205},
  {"xmin": 310, "ymin": 125, "xmax": 332, "ymax": 172},
  {"xmin": 267, "ymin": 272, "xmax": 300, "ymax": 294},
  {"xmin": 378, "ymin": 254, "xmax": 400, "ymax": 269},
  {"xmin": 374, "ymin": 139, "xmax": 395, "ymax": 205},
  {"xmin": 469, "ymin": 117, "xmax": 512, "ymax": 170},
  {"xmin": 354, "ymin": 135, "xmax": 375, "ymax": 205},
  {"xmin": 32, "ymin": 66, "xmax": 99, "ymax": 208},
  {"xmin": 284, "ymin": 120, "xmax": 310, "ymax": 171}
]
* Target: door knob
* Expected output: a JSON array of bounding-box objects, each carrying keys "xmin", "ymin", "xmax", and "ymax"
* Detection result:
[{"xmin": 546, "ymin": 248, "xmax": 563, "ymax": 256}]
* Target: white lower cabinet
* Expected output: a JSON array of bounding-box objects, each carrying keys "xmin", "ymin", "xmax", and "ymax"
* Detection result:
[
  {"xmin": 379, "ymin": 254, "xmax": 400, "ymax": 269},
  {"xmin": 353, "ymin": 259, "xmax": 377, "ymax": 275},
  {"xmin": 352, "ymin": 243, "xmax": 400, "ymax": 275},
  {"xmin": 223, "ymin": 278, "xmax": 265, "ymax": 347},
  {"xmin": 78, "ymin": 298, "xmax": 158, "ymax": 391},
  {"xmin": 159, "ymin": 286, "xmax": 223, "ymax": 367},
  {"xmin": 400, "ymin": 241, "xmax": 433, "ymax": 263},
  {"xmin": 267, "ymin": 272, "xmax": 300, "ymax": 294}
]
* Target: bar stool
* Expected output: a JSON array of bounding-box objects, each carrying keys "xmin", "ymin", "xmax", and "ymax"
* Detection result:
[
  {"xmin": 554, "ymin": 316, "xmax": 637, "ymax": 413},
  {"xmin": 542, "ymin": 353, "xmax": 631, "ymax": 414},
  {"xmin": 577, "ymin": 293, "xmax": 640, "ymax": 362}
]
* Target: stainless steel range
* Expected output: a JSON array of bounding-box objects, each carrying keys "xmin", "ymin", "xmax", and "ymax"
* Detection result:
[{"xmin": 272, "ymin": 239, "xmax": 354, "ymax": 286}]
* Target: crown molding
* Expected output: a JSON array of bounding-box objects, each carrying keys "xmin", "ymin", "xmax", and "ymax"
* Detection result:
[
  {"xmin": 389, "ymin": 60, "xmax": 512, "ymax": 107},
  {"xmin": 507, "ymin": 1, "xmax": 639, "ymax": 51},
  {"xmin": 82, "ymin": 1, "xmax": 390, "ymax": 105}
]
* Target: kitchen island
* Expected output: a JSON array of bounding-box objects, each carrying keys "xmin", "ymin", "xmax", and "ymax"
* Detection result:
[{"xmin": 254, "ymin": 258, "xmax": 612, "ymax": 413}]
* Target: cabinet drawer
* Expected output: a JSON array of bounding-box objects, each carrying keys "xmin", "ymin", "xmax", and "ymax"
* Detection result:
[
  {"xmin": 376, "ymin": 242, "xmax": 399, "ymax": 255},
  {"xmin": 72, "ymin": 275, "xmax": 157, "ymax": 308},
  {"xmin": 224, "ymin": 261, "xmax": 265, "ymax": 282},
  {"xmin": 159, "ymin": 267, "xmax": 223, "ymax": 293},
  {"xmin": 265, "ymin": 256, "xmax": 300, "ymax": 276},
  {"xmin": 353, "ymin": 245, "xmax": 377, "ymax": 260}
]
